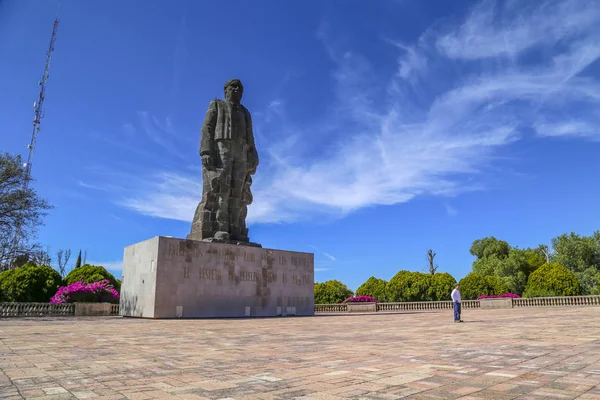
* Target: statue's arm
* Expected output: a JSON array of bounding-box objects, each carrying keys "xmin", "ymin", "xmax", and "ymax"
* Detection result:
[
  {"xmin": 200, "ymin": 100, "xmax": 218, "ymax": 156},
  {"xmin": 245, "ymin": 109, "xmax": 259, "ymax": 169}
]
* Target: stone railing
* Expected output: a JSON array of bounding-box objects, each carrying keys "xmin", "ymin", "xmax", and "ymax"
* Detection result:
[
  {"xmin": 0, "ymin": 302, "xmax": 75, "ymax": 317},
  {"xmin": 314, "ymin": 300, "xmax": 479, "ymax": 313},
  {"xmin": 377, "ymin": 300, "xmax": 480, "ymax": 312},
  {"xmin": 315, "ymin": 296, "xmax": 600, "ymax": 313},
  {"xmin": 314, "ymin": 304, "xmax": 348, "ymax": 313},
  {"xmin": 513, "ymin": 295, "xmax": 600, "ymax": 308},
  {"xmin": 0, "ymin": 302, "xmax": 120, "ymax": 317}
]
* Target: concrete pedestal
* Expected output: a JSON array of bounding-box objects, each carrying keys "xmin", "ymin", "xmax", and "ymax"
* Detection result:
[
  {"xmin": 119, "ymin": 236, "xmax": 315, "ymax": 319},
  {"xmin": 480, "ymin": 298, "xmax": 514, "ymax": 309},
  {"xmin": 74, "ymin": 303, "xmax": 112, "ymax": 316},
  {"xmin": 346, "ymin": 303, "xmax": 377, "ymax": 313}
]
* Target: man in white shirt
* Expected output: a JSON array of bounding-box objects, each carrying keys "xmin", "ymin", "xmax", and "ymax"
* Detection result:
[{"xmin": 451, "ymin": 284, "xmax": 463, "ymax": 323}]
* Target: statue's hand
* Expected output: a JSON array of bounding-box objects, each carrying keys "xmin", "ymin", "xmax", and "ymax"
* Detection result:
[
  {"xmin": 202, "ymin": 154, "xmax": 215, "ymax": 170},
  {"xmin": 247, "ymin": 149, "xmax": 258, "ymax": 174}
]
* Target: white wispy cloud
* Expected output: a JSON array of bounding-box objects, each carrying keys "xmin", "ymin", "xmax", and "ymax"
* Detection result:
[
  {"xmin": 323, "ymin": 252, "xmax": 337, "ymax": 262},
  {"xmin": 78, "ymin": 180, "xmax": 125, "ymax": 192},
  {"xmin": 445, "ymin": 204, "xmax": 458, "ymax": 217},
  {"xmin": 309, "ymin": 246, "xmax": 337, "ymax": 263},
  {"xmin": 534, "ymin": 121, "xmax": 599, "ymax": 140},
  {"xmin": 116, "ymin": 172, "xmax": 202, "ymax": 222},
  {"xmin": 87, "ymin": 0, "xmax": 600, "ymax": 225},
  {"xmin": 122, "ymin": 123, "xmax": 136, "ymax": 137},
  {"xmin": 435, "ymin": 0, "xmax": 600, "ymax": 60},
  {"xmin": 88, "ymin": 260, "xmax": 123, "ymax": 275},
  {"xmin": 137, "ymin": 112, "xmax": 189, "ymax": 161}
]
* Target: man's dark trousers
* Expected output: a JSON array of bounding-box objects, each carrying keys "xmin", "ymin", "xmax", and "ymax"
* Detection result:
[{"xmin": 453, "ymin": 302, "xmax": 461, "ymax": 321}]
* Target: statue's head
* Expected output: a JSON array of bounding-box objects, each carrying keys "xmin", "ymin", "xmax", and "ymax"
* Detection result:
[{"xmin": 224, "ymin": 79, "xmax": 243, "ymax": 103}]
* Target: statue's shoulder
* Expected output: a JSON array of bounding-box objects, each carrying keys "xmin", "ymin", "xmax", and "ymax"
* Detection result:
[{"xmin": 209, "ymin": 98, "xmax": 224, "ymax": 107}]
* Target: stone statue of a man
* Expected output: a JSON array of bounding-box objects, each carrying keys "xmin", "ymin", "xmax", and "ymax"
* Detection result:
[{"xmin": 188, "ymin": 79, "xmax": 260, "ymax": 245}]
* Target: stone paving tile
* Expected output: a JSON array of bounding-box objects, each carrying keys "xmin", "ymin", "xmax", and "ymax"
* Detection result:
[{"xmin": 2, "ymin": 308, "xmax": 600, "ymax": 399}]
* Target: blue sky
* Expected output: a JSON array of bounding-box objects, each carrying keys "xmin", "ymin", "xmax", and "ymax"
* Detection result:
[{"xmin": 1, "ymin": 0, "xmax": 599, "ymax": 290}]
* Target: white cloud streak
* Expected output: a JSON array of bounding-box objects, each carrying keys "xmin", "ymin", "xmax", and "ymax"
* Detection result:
[
  {"xmin": 534, "ymin": 121, "xmax": 599, "ymax": 140},
  {"xmin": 323, "ymin": 252, "xmax": 337, "ymax": 262},
  {"xmin": 88, "ymin": 260, "xmax": 123, "ymax": 275},
  {"xmin": 435, "ymin": 0, "xmax": 600, "ymax": 60},
  {"xmin": 445, "ymin": 204, "xmax": 458, "ymax": 217},
  {"xmin": 90, "ymin": 0, "xmax": 600, "ymax": 225}
]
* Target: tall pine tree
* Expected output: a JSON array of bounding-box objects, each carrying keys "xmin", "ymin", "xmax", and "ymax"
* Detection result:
[{"xmin": 75, "ymin": 250, "xmax": 82, "ymax": 269}]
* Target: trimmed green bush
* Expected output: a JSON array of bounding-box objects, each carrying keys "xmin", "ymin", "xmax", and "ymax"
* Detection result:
[
  {"xmin": 355, "ymin": 276, "xmax": 388, "ymax": 302},
  {"xmin": 386, "ymin": 271, "xmax": 431, "ymax": 302},
  {"xmin": 523, "ymin": 263, "xmax": 581, "ymax": 297},
  {"xmin": 314, "ymin": 280, "xmax": 353, "ymax": 304},
  {"xmin": 458, "ymin": 273, "xmax": 507, "ymax": 300},
  {"xmin": 428, "ymin": 272, "xmax": 457, "ymax": 301},
  {"xmin": 0, "ymin": 263, "xmax": 62, "ymax": 302},
  {"xmin": 64, "ymin": 264, "xmax": 120, "ymax": 291}
]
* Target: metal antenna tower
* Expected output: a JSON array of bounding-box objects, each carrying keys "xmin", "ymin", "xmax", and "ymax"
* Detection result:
[
  {"xmin": 25, "ymin": 18, "xmax": 59, "ymax": 188},
  {"xmin": 9, "ymin": 18, "xmax": 59, "ymax": 268}
]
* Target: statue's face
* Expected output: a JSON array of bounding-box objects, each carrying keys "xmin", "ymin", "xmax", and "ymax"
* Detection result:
[{"xmin": 225, "ymin": 82, "xmax": 243, "ymax": 103}]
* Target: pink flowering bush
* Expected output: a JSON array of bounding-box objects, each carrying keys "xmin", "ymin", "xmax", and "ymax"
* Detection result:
[
  {"xmin": 50, "ymin": 280, "xmax": 120, "ymax": 304},
  {"xmin": 342, "ymin": 295, "xmax": 378, "ymax": 303},
  {"xmin": 477, "ymin": 292, "xmax": 521, "ymax": 300}
]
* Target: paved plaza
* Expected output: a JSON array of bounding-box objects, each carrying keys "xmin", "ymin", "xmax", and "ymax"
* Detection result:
[{"xmin": 2, "ymin": 307, "xmax": 600, "ymax": 399}]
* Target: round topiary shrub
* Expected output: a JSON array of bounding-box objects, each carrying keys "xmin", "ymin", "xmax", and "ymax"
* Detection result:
[
  {"xmin": 64, "ymin": 264, "xmax": 120, "ymax": 292},
  {"xmin": 355, "ymin": 276, "xmax": 388, "ymax": 302},
  {"xmin": 386, "ymin": 271, "xmax": 431, "ymax": 302},
  {"xmin": 428, "ymin": 272, "xmax": 457, "ymax": 301},
  {"xmin": 523, "ymin": 263, "xmax": 581, "ymax": 298},
  {"xmin": 0, "ymin": 263, "xmax": 62, "ymax": 302},
  {"xmin": 314, "ymin": 280, "xmax": 353, "ymax": 304},
  {"xmin": 458, "ymin": 273, "xmax": 507, "ymax": 300}
]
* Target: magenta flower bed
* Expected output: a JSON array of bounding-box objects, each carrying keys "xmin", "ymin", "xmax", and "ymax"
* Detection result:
[
  {"xmin": 50, "ymin": 280, "xmax": 120, "ymax": 304},
  {"xmin": 342, "ymin": 295, "xmax": 378, "ymax": 303},
  {"xmin": 477, "ymin": 293, "xmax": 521, "ymax": 300}
]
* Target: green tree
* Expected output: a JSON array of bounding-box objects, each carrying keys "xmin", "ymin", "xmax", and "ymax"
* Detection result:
[
  {"xmin": 523, "ymin": 263, "xmax": 581, "ymax": 297},
  {"xmin": 386, "ymin": 271, "xmax": 431, "ymax": 302},
  {"xmin": 314, "ymin": 280, "xmax": 353, "ymax": 304},
  {"xmin": 427, "ymin": 272, "xmax": 457, "ymax": 301},
  {"xmin": 64, "ymin": 264, "xmax": 120, "ymax": 291},
  {"xmin": 470, "ymin": 237, "xmax": 510, "ymax": 260},
  {"xmin": 458, "ymin": 273, "xmax": 507, "ymax": 300},
  {"xmin": 469, "ymin": 234, "xmax": 545, "ymax": 295},
  {"xmin": 552, "ymin": 232, "xmax": 599, "ymax": 273},
  {"xmin": 551, "ymin": 232, "xmax": 600, "ymax": 294},
  {"xmin": 0, "ymin": 263, "xmax": 62, "ymax": 302},
  {"xmin": 473, "ymin": 248, "xmax": 545, "ymax": 295},
  {"xmin": 75, "ymin": 250, "xmax": 82, "ymax": 269},
  {"xmin": 0, "ymin": 152, "xmax": 52, "ymax": 269},
  {"xmin": 355, "ymin": 277, "xmax": 388, "ymax": 302},
  {"xmin": 577, "ymin": 267, "xmax": 600, "ymax": 296}
]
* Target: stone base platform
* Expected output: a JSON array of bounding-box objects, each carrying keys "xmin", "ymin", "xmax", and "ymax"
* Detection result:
[
  {"xmin": 74, "ymin": 302, "xmax": 113, "ymax": 316},
  {"xmin": 119, "ymin": 236, "xmax": 314, "ymax": 319},
  {"xmin": 480, "ymin": 297, "xmax": 514, "ymax": 309},
  {"xmin": 186, "ymin": 232, "xmax": 262, "ymax": 248},
  {"xmin": 4, "ymin": 308, "xmax": 600, "ymax": 399}
]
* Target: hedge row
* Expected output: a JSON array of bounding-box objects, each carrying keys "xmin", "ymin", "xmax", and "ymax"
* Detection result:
[
  {"xmin": 316, "ymin": 263, "xmax": 582, "ymax": 304},
  {"xmin": 0, "ymin": 263, "xmax": 119, "ymax": 303}
]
